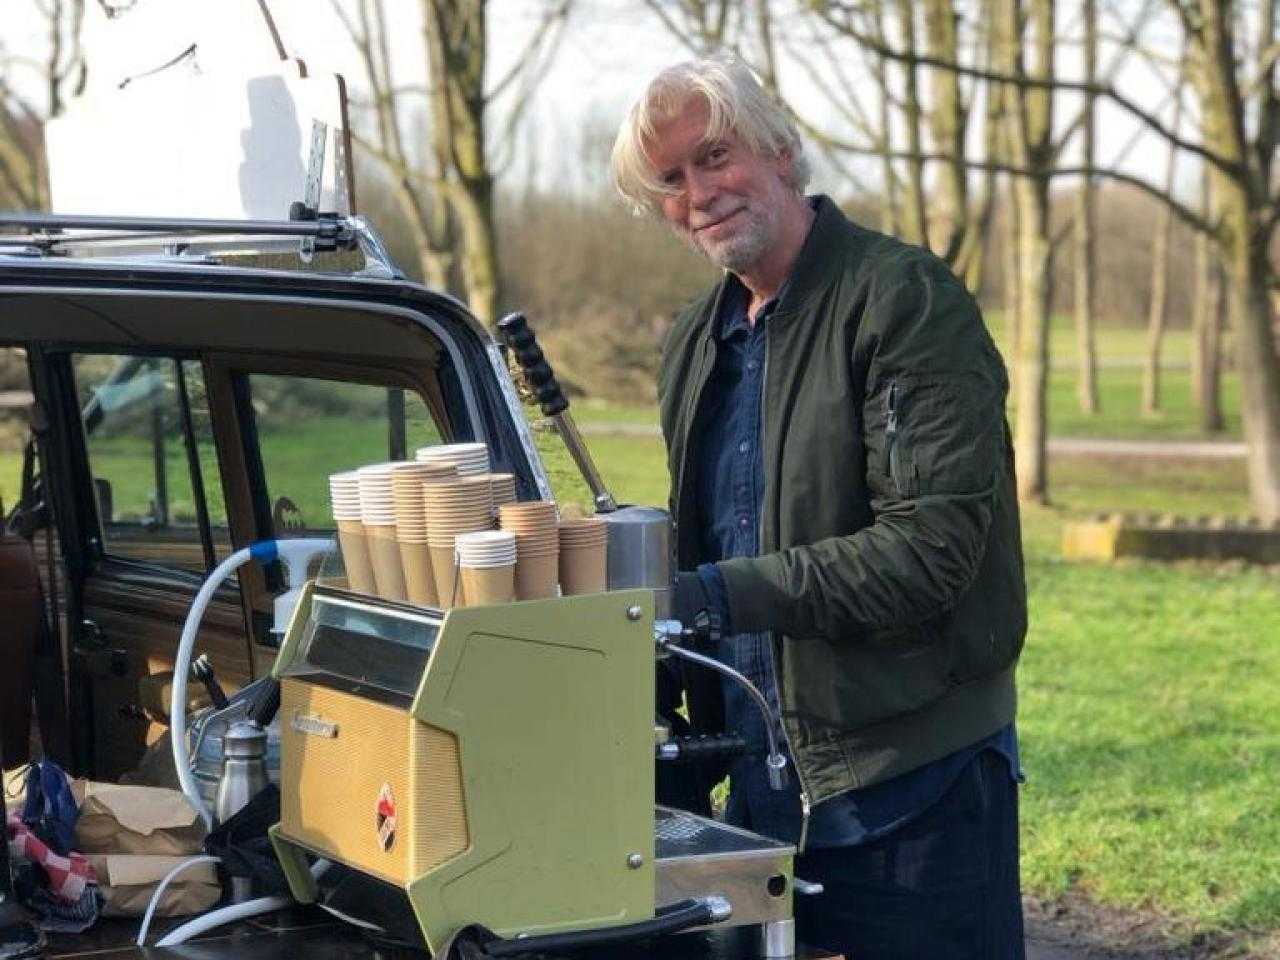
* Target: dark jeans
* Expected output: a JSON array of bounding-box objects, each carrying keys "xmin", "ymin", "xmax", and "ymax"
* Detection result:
[{"xmin": 794, "ymin": 750, "xmax": 1025, "ymax": 960}]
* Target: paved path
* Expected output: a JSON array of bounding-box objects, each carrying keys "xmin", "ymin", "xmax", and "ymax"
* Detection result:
[{"xmin": 575, "ymin": 421, "xmax": 1248, "ymax": 461}]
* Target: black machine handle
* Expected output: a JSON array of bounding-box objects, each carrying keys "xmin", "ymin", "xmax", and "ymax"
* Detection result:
[
  {"xmin": 191, "ymin": 654, "xmax": 230, "ymax": 710},
  {"xmin": 481, "ymin": 897, "xmax": 731, "ymax": 957},
  {"xmin": 657, "ymin": 734, "xmax": 749, "ymax": 764},
  {"xmin": 248, "ymin": 678, "xmax": 282, "ymax": 728},
  {"xmin": 496, "ymin": 312, "xmax": 569, "ymax": 418},
  {"xmin": 496, "ymin": 313, "xmax": 617, "ymax": 512}
]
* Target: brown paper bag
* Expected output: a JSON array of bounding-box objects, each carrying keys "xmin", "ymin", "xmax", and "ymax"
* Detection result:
[
  {"xmin": 88, "ymin": 854, "xmax": 221, "ymax": 918},
  {"xmin": 72, "ymin": 781, "xmax": 206, "ymax": 856}
]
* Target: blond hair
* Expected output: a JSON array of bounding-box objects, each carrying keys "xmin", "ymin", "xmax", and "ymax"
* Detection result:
[{"xmin": 611, "ymin": 55, "xmax": 811, "ymax": 217}]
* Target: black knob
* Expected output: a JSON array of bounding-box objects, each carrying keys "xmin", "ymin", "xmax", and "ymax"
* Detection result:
[{"xmin": 497, "ymin": 313, "xmax": 570, "ymax": 417}]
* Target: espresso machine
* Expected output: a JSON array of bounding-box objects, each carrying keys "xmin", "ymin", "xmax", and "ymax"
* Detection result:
[{"xmin": 268, "ymin": 315, "xmax": 808, "ymax": 958}]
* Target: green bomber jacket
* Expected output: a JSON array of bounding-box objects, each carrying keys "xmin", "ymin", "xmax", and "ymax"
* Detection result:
[{"xmin": 657, "ymin": 196, "xmax": 1027, "ymax": 806}]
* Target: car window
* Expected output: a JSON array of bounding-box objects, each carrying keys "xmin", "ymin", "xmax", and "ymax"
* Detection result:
[
  {"xmin": 72, "ymin": 354, "xmax": 227, "ymax": 572},
  {"xmin": 248, "ymin": 374, "xmax": 445, "ymax": 536}
]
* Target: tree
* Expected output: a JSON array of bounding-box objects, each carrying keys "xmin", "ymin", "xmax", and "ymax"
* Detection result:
[
  {"xmin": 1002, "ymin": 0, "xmax": 1056, "ymax": 503},
  {"xmin": 1184, "ymin": 0, "xmax": 1280, "ymax": 520},
  {"xmin": 0, "ymin": 0, "xmax": 85, "ymax": 210},
  {"xmin": 334, "ymin": 0, "xmax": 569, "ymax": 324}
]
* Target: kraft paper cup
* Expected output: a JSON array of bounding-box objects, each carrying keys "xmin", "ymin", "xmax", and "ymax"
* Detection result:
[
  {"xmin": 398, "ymin": 540, "xmax": 438, "ymax": 607},
  {"xmin": 364, "ymin": 523, "xmax": 408, "ymax": 601},
  {"xmin": 559, "ymin": 539, "xmax": 607, "ymax": 596},
  {"xmin": 515, "ymin": 553, "xmax": 559, "ymax": 600},
  {"xmin": 457, "ymin": 532, "xmax": 516, "ymax": 607},
  {"xmin": 335, "ymin": 519, "xmax": 377, "ymax": 594},
  {"xmin": 416, "ymin": 442, "xmax": 491, "ymax": 477},
  {"xmin": 488, "ymin": 473, "xmax": 517, "ymax": 509},
  {"xmin": 456, "ymin": 531, "xmax": 517, "ymax": 562},
  {"xmin": 430, "ymin": 544, "xmax": 464, "ymax": 607},
  {"xmin": 460, "ymin": 565, "xmax": 515, "ymax": 606}
]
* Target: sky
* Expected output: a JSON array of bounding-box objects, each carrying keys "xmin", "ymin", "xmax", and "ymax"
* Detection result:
[{"xmin": 2, "ymin": 0, "xmax": 1189, "ymax": 204}]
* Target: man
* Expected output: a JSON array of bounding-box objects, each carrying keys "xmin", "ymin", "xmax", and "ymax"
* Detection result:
[{"xmin": 611, "ymin": 56, "xmax": 1028, "ymax": 958}]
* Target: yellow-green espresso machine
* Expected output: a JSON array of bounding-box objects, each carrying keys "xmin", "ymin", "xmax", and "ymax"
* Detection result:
[{"xmin": 268, "ymin": 582, "xmax": 801, "ymax": 957}]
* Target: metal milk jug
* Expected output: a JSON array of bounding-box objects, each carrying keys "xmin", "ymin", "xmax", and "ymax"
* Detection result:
[
  {"xmin": 216, "ymin": 720, "xmax": 268, "ymax": 826},
  {"xmin": 216, "ymin": 721, "xmax": 268, "ymax": 902}
]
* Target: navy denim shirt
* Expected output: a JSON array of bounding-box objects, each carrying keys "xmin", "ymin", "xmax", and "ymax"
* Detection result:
[{"xmin": 692, "ymin": 278, "xmax": 1019, "ymax": 848}]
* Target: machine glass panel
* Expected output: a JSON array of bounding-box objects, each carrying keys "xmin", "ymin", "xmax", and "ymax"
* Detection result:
[{"xmin": 283, "ymin": 592, "xmax": 441, "ymax": 706}]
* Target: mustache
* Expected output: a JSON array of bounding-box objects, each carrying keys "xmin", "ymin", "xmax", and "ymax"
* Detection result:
[{"xmin": 689, "ymin": 205, "xmax": 745, "ymax": 232}]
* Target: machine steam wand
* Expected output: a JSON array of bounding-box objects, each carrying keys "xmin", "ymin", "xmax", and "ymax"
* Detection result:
[
  {"xmin": 496, "ymin": 313, "xmax": 618, "ymax": 514},
  {"xmin": 654, "ymin": 620, "xmax": 790, "ymax": 791}
]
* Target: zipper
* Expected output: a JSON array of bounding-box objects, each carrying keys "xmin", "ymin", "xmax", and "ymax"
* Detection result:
[
  {"xmin": 758, "ymin": 319, "xmax": 813, "ymax": 853},
  {"xmin": 673, "ymin": 292, "xmax": 725, "ymax": 559},
  {"xmin": 886, "ymin": 379, "xmax": 904, "ymax": 497}
]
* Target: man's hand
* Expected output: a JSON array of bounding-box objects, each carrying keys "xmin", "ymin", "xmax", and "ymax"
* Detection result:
[{"xmin": 672, "ymin": 571, "xmax": 712, "ymax": 627}]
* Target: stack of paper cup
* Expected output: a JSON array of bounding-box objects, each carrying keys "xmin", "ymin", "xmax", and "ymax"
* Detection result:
[
  {"xmin": 358, "ymin": 463, "xmax": 410, "ymax": 602},
  {"xmin": 498, "ymin": 501, "xmax": 560, "ymax": 600},
  {"xmin": 424, "ymin": 475, "xmax": 496, "ymax": 606},
  {"xmin": 416, "ymin": 442, "xmax": 491, "ymax": 477},
  {"xmin": 455, "ymin": 531, "xmax": 517, "ymax": 607},
  {"xmin": 329, "ymin": 471, "xmax": 376, "ymax": 594},
  {"xmin": 488, "ymin": 473, "xmax": 518, "ymax": 511},
  {"xmin": 558, "ymin": 517, "xmax": 608, "ymax": 595},
  {"xmin": 391, "ymin": 461, "xmax": 455, "ymax": 607}
]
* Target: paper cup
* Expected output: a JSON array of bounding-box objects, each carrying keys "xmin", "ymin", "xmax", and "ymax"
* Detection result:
[
  {"xmin": 460, "ymin": 564, "xmax": 515, "ymax": 606},
  {"xmin": 430, "ymin": 544, "xmax": 464, "ymax": 607},
  {"xmin": 365, "ymin": 523, "xmax": 408, "ymax": 601},
  {"xmin": 515, "ymin": 553, "xmax": 559, "ymax": 600},
  {"xmin": 398, "ymin": 540, "xmax": 438, "ymax": 607},
  {"xmin": 336, "ymin": 519, "xmax": 377, "ymax": 594},
  {"xmin": 559, "ymin": 541, "xmax": 607, "ymax": 596}
]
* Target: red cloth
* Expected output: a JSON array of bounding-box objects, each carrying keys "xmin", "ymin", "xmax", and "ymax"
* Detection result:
[{"xmin": 6, "ymin": 813, "xmax": 96, "ymax": 903}]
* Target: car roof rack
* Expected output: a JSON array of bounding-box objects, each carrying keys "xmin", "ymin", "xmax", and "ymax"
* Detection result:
[{"xmin": 0, "ymin": 211, "xmax": 404, "ymax": 279}]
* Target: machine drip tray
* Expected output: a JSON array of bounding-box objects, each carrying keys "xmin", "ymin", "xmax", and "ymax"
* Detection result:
[{"xmin": 654, "ymin": 806, "xmax": 794, "ymax": 931}]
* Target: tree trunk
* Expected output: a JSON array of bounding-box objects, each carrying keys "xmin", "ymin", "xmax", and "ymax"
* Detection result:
[
  {"xmin": 1004, "ymin": 171, "xmax": 1022, "ymax": 398},
  {"xmin": 1141, "ymin": 65, "xmax": 1184, "ymax": 417},
  {"xmin": 1013, "ymin": 171, "xmax": 1052, "ymax": 504},
  {"xmin": 1073, "ymin": 0, "xmax": 1099, "ymax": 414},
  {"xmin": 894, "ymin": 0, "xmax": 929, "ymax": 248},
  {"xmin": 923, "ymin": 0, "xmax": 967, "ymax": 261},
  {"xmin": 1227, "ymin": 230, "xmax": 1280, "ymax": 522},
  {"xmin": 1190, "ymin": 164, "xmax": 1225, "ymax": 432},
  {"xmin": 1141, "ymin": 199, "xmax": 1173, "ymax": 416}
]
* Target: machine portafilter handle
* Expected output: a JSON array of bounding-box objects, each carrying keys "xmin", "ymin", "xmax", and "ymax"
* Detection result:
[{"xmin": 497, "ymin": 312, "xmax": 618, "ymax": 513}]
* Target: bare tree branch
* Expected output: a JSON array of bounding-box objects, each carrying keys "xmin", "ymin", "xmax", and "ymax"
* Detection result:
[{"xmin": 813, "ymin": 1, "xmax": 1240, "ymax": 177}]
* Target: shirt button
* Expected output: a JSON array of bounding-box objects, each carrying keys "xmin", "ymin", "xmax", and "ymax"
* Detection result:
[
  {"xmin": 738, "ymin": 441, "xmax": 749, "ymax": 454},
  {"xmin": 739, "ymin": 517, "xmax": 750, "ymax": 527},
  {"xmin": 747, "ymin": 361, "xmax": 758, "ymax": 372}
]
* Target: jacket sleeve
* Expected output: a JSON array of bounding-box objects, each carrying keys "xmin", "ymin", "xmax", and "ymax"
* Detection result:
[{"xmin": 716, "ymin": 255, "xmax": 1010, "ymax": 639}]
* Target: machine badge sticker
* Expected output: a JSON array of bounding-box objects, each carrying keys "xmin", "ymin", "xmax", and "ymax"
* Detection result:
[{"xmin": 376, "ymin": 783, "xmax": 397, "ymax": 851}]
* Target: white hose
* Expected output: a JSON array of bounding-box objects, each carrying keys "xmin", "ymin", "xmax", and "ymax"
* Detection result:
[
  {"xmin": 154, "ymin": 895, "xmax": 292, "ymax": 947},
  {"xmin": 171, "ymin": 546, "xmax": 254, "ymax": 831},
  {"xmin": 152, "ymin": 856, "xmax": 333, "ymax": 947},
  {"xmin": 136, "ymin": 855, "xmax": 221, "ymax": 946}
]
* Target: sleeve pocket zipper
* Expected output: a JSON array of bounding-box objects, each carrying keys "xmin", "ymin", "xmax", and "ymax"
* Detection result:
[{"xmin": 885, "ymin": 379, "xmax": 906, "ymax": 496}]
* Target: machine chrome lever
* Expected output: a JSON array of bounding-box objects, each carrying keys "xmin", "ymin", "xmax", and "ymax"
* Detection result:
[
  {"xmin": 656, "ymin": 628, "xmax": 790, "ymax": 791},
  {"xmin": 497, "ymin": 312, "xmax": 617, "ymax": 513},
  {"xmin": 792, "ymin": 877, "xmax": 825, "ymax": 896}
]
